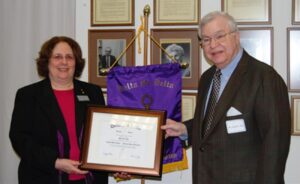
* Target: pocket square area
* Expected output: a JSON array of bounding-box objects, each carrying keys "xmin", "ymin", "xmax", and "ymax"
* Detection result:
[{"xmin": 226, "ymin": 107, "xmax": 242, "ymax": 116}]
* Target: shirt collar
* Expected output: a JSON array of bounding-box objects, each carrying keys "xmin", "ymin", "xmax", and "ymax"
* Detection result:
[{"xmin": 220, "ymin": 47, "xmax": 243, "ymax": 79}]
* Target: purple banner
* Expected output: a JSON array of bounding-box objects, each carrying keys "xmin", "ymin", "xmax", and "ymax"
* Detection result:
[{"xmin": 107, "ymin": 63, "xmax": 183, "ymax": 164}]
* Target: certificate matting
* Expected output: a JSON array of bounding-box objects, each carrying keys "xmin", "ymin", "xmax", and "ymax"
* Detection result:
[{"xmin": 80, "ymin": 106, "xmax": 166, "ymax": 176}]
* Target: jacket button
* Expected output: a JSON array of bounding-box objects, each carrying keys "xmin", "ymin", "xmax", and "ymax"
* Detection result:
[{"xmin": 200, "ymin": 147, "xmax": 205, "ymax": 152}]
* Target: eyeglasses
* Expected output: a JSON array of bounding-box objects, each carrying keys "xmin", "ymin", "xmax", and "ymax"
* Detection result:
[
  {"xmin": 51, "ymin": 54, "xmax": 75, "ymax": 62},
  {"xmin": 200, "ymin": 31, "xmax": 236, "ymax": 47}
]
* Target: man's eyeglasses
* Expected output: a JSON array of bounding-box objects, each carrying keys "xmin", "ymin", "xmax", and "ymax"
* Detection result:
[
  {"xmin": 51, "ymin": 54, "xmax": 75, "ymax": 62},
  {"xmin": 200, "ymin": 31, "xmax": 236, "ymax": 47}
]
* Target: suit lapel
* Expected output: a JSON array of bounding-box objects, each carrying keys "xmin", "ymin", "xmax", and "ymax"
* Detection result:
[
  {"xmin": 197, "ymin": 68, "xmax": 216, "ymax": 138},
  {"xmin": 201, "ymin": 52, "xmax": 249, "ymax": 141}
]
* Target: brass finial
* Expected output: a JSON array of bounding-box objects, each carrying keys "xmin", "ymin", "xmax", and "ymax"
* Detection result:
[
  {"xmin": 143, "ymin": 5, "xmax": 150, "ymax": 16},
  {"xmin": 98, "ymin": 68, "xmax": 110, "ymax": 76}
]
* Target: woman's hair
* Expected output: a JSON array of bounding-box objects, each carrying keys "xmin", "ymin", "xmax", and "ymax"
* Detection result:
[
  {"xmin": 36, "ymin": 36, "xmax": 85, "ymax": 78},
  {"xmin": 199, "ymin": 11, "xmax": 239, "ymax": 36}
]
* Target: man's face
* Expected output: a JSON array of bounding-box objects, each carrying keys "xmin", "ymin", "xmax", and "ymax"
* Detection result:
[
  {"xmin": 201, "ymin": 16, "xmax": 240, "ymax": 69},
  {"xmin": 105, "ymin": 50, "xmax": 111, "ymax": 56}
]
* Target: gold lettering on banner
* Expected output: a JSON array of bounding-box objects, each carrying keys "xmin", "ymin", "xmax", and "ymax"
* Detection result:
[{"xmin": 117, "ymin": 78, "xmax": 175, "ymax": 92}]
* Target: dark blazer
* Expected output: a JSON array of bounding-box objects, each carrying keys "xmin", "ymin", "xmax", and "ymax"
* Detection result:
[
  {"xmin": 9, "ymin": 79, "xmax": 108, "ymax": 184},
  {"xmin": 185, "ymin": 51, "xmax": 291, "ymax": 184},
  {"xmin": 99, "ymin": 55, "xmax": 117, "ymax": 68}
]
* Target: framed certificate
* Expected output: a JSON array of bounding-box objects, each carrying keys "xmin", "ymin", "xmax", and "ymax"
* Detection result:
[
  {"xmin": 291, "ymin": 96, "xmax": 300, "ymax": 135},
  {"xmin": 150, "ymin": 29, "xmax": 200, "ymax": 89},
  {"xmin": 221, "ymin": 0, "xmax": 271, "ymax": 24},
  {"xmin": 80, "ymin": 106, "xmax": 166, "ymax": 177},
  {"xmin": 88, "ymin": 29, "xmax": 135, "ymax": 87},
  {"xmin": 292, "ymin": 0, "xmax": 300, "ymax": 24},
  {"xmin": 154, "ymin": 0, "xmax": 200, "ymax": 25},
  {"xmin": 182, "ymin": 93, "xmax": 197, "ymax": 121},
  {"xmin": 239, "ymin": 27, "xmax": 273, "ymax": 66},
  {"xmin": 91, "ymin": 0, "xmax": 134, "ymax": 26},
  {"xmin": 287, "ymin": 28, "xmax": 300, "ymax": 92}
]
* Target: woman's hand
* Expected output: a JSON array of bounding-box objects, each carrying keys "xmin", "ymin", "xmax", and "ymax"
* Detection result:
[
  {"xmin": 161, "ymin": 119, "xmax": 187, "ymax": 138},
  {"xmin": 55, "ymin": 158, "xmax": 88, "ymax": 175}
]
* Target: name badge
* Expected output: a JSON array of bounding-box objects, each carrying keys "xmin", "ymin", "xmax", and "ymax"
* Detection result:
[
  {"xmin": 225, "ymin": 119, "xmax": 246, "ymax": 134},
  {"xmin": 77, "ymin": 95, "xmax": 90, "ymax": 101}
]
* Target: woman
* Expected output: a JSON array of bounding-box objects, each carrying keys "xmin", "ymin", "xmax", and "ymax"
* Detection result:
[{"xmin": 9, "ymin": 36, "xmax": 108, "ymax": 184}]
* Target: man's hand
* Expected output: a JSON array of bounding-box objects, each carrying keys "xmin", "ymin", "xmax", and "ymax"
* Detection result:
[{"xmin": 161, "ymin": 119, "xmax": 188, "ymax": 138}]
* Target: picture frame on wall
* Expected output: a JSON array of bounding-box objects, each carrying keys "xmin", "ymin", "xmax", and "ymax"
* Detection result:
[
  {"xmin": 88, "ymin": 29, "xmax": 135, "ymax": 87},
  {"xmin": 287, "ymin": 28, "xmax": 300, "ymax": 92},
  {"xmin": 221, "ymin": 0, "xmax": 271, "ymax": 24},
  {"xmin": 291, "ymin": 96, "xmax": 300, "ymax": 135},
  {"xmin": 91, "ymin": 0, "xmax": 134, "ymax": 26},
  {"xmin": 292, "ymin": 0, "xmax": 300, "ymax": 24},
  {"xmin": 151, "ymin": 29, "xmax": 200, "ymax": 89},
  {"xmin": 182, "ymin": 93, "xmax": 197, "ymax": 121},
  {"xmin": 154, "ymin": 0, "xmax": 200, "ymax": 25},
  {"xmin": 239, "ymin": 27, "xmax": 273, "ymax": 66}
]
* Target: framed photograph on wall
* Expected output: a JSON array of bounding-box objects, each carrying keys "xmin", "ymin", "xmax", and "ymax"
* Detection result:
[
  {"xmin": 91, "ymin": 0, "xmax": 134, "ymax": 26},
  {"xmin": 287, "ymin": 28, "xmax": 300, "ymax": 92},
  {"xmin": 182, "ymin": 93, "xmax": 197, "ymax": 121},
  {"xmin": 291, "ymin": 96, "xmax": 300, "ymax": 135},
  {"xmin": 88, "ymin": 29, "xmax": 135, "ymax": 87},
  {"xmin": 154, "ymin": 0, "xmax": 200, "ymax": 25},
  {"xmin": 221, "ymin": 0, "xmax": 271, "ymax": 24},
  {"xmin": 292, "ymin": 0, "xmax": 300, "ymax": 24},
  {"xmin": 151, "ymin": 29, "xmax": 200, "ymax": 89},
  {"xmin": 239, "ymin": 27, "xmax": 273, "ymax": 66}
]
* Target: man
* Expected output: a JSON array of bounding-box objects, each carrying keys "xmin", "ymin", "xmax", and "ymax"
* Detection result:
[
  {"xmin": 99, "ymin": 47, "xmax": 117, "ymax": 69},
  {"xmin": 162, "ymin": 11, "xmax": 291, "ymax": 183},
  {"xmin": 163, "ymin": 43, "xmax": 191, "ymax": 77}
]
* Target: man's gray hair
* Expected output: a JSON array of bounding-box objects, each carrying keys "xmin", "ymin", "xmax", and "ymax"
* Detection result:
[{"xmin": 199, "ymin": 11, "xmax": 238, "ymax": 36}]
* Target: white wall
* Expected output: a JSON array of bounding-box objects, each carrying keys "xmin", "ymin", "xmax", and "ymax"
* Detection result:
[
  {"xmin": 75, "ymin": 0, "xmax": 300, "ymax": 184},
  {"xmin": 0, "ymin": 0, "xmax": 75, "ymax": 184}
]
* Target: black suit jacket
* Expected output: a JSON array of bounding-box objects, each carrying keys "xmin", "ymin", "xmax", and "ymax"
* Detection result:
[
  {"xmin": 9, "ymin": 79, "xmax": 108, "ymax": 184},
  {"xmin": 185, "ymin": 51, "xmax": 291, "ymax": 184},
  {"xmin": 99, "ymin": 55, "xmax": 117, "ymax": 68}
]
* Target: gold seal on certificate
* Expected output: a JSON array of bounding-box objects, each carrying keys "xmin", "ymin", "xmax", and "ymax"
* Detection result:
[{"xmin": 80, "ymin": 106, "xmax": 166, "ymax": 177}]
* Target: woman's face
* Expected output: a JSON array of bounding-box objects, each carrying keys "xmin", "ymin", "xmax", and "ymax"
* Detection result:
[{"xmin": 48, "ymin": 42, "xmax": 75, "ymax": 83}]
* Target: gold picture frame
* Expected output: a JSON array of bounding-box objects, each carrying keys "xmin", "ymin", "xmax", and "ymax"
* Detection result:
[
  {"xmin": 154, "ymin": 0, "xmax": 200, "ymax": 25},
  {"xmin": 221, "ymin": 0, "xmax": 271, "ymax": 24},
  {"xmin": 292, "ymin": 0, "xmax": 300, "ymax": 24},
  {"xmin": 91, "ymin": 0, "xmax": 134, "ymax": 26},
  {"xmin": 291, "ymin": 96, "xmax": 300, "ymax": 135},
  {"xmin": 182, "ymin": 93, "xmax": 197, "ymax": 121}
]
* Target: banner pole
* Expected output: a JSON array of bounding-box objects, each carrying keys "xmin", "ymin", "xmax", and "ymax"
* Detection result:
[{"xmin": 143, "ymin": 5, "xmax": 150, "ymax": 66}]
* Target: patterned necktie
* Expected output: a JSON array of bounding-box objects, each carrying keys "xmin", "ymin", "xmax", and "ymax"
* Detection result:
[{"xmin": 202, "ymin": 69, "xmax": 222, "ymax": 137}]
